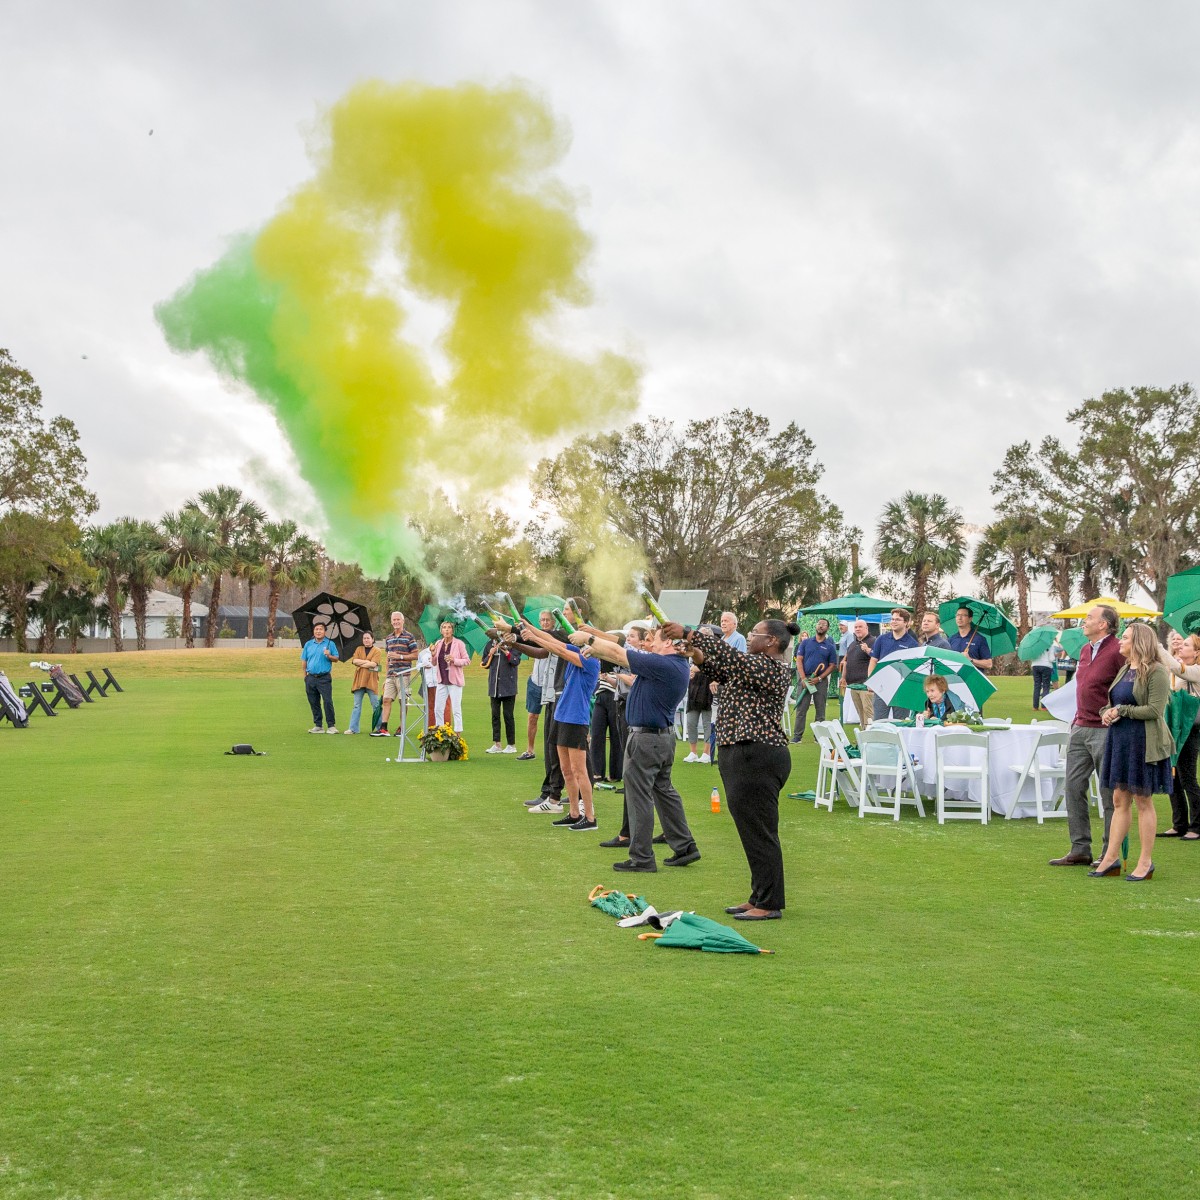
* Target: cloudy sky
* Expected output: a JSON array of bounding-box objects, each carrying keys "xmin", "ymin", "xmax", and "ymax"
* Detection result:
[{"xmin": 5, "ymin": 0, "xmax": 1199, "ymax": 593}]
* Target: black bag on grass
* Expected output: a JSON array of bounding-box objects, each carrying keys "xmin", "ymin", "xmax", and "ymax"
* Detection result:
[{"xmin": 225, "ymin": 744, "xmax": 266, "ymax": 756}]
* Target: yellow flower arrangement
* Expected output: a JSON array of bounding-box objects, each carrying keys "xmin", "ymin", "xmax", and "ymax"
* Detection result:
[{"xmin": 419, "ymin": 723, "xmax": 469, "ymax": 760}]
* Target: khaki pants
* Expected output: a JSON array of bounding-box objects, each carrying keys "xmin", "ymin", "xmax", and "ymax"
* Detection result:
[{"xmin": 849, "ymin": 687, "xmax": 873, "ymax": 728}]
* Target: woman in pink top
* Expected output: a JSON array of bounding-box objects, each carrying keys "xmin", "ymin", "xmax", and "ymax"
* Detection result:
[{"xmin": 433, "ymin": 621, "xmax": 470, "ymax": 732}]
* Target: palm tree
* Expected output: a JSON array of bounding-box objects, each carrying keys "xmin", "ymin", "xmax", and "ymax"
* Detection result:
[
  {"xmin": 82, "ymin": 522, "xmax": 127, "ymax": 652},
  {"xmin": 973, "ymin": 515, "xmax": 1034, "ymax": 636},
  {"xmin": 185, "ymin": 485, "xmax": 267, "ymax": 648},
  {"xmin": 262, "ymin": 520, "xmax": 320, "ymax": 646},
  {"xmin": 116, "ymin": 518, "xmax": 163, "ymax": 651},
  {"xmin": 158, "ymin": 509, "xmax": 218, "ymax": 649},
  {"xmin": 231, "ymin": 528, "xmax": 269, "ymax": 641},
  {"xmin": 875, "ymin": 492, "xmax": 965, "ymax": 618}
]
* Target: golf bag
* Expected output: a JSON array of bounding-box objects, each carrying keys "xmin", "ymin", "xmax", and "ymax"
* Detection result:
[
  {"xmin": 0, "ymin": 671, "xmax": 29, "ymax": 727},
  {"xmin": 49, "ymin": 665, "xmax": 84, "ymax": 708}
]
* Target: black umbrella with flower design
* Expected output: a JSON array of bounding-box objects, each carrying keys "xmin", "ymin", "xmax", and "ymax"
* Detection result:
[{"xmin": 291, "ymin": 592, "xmax": 372, "ymax": 660}]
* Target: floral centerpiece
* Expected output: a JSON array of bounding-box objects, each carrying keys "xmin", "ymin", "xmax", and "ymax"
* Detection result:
[
  {"xmin": 943, "ymin": 709, "xmax": 984, "ymax": 727},
  {"xmin": 420, "ymin": 724, "xmax": 469, "ymax": 761}
]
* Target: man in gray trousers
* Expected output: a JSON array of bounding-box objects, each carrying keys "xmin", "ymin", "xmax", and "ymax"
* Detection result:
[
  {"xmin": 569, "ymin": 626, "xmax": 700, "ymax": 873},
  {"xmin": 1050, "ymin": 604, "xmax": 1123, "ymax": 867}
]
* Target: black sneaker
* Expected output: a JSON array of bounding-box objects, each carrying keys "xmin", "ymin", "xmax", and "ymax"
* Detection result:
[
  {"xmin": 663, "ymin": 847, "xmax": 701, "ymax": 867},
  {"xmin": 613, "ymin": 859, "xmax": 656, "ymax": 873},
  {"xmin": 552, "ymin": 813, "xmax": 580, "ymax": 827},
  {"xmin": 651, "ymin": 834, "xmax": 668, "ymax": 845},
  {"xmin": 369, "ymin": 728, "xmax": 389, "ymax": 738},
  {"xmin": 600, "ymin": 836, "xmax": 630, "ymax": 848},
  {"xmin": 569, "ymin": 817, "xmax": 598, "ymax": 831}
]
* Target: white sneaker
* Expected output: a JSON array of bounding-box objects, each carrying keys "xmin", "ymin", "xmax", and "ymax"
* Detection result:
[
  {"xmin": 326, "ymin": 727, "xmax": 339, "ymax": 735},
  {"xmin": 684, "ymin": 752, "xmax": 698, "ymax": 763},
  {"xmin": 699, "ymin": 752, "xmax": 711, "ymax": 763},
  {"xmin": 528, "ymin": 799, "xmax": 564, "ymax": 814},
  {"xmin": 486, "ymin": 745, "xmax": 502, "ymax": 754},
  {"xmin": 308, "ymin": 726, "xmax": 324, "ymax": 734},
  {"xmin": 502, "ymin": 745, "xmax": 517, "ymax": 754},
  {"xmin": 344, "ymin": 730, "xmax": 356, "ymax": 735}
]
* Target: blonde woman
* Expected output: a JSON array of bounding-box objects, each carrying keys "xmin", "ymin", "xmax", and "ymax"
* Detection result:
[
  {"xmin": 1091, "ymin": 623, "xmax": 1175, "ymax": 881},
  {"xmin": 1158, "ymin": 633, "xmax": 1200, "ymax": 840}
]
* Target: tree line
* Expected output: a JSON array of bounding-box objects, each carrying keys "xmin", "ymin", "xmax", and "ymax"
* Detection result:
[{"xmin": 3, "ymin": 345, "xmax": 1197, "ymax": 652}]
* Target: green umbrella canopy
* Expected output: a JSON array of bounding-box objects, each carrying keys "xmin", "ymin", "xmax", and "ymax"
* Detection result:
[
  {"xmin": 521, "ymin": 594, "xmax": 566, "ymax": 626},
  {"xmin": 867, "ymin": 645, "xmax": 997, "ymax": 711},
  {"xmin": 1164, "ymin": 565, "xmax": 1200, "ymax": 637},
  {"xmin": 1057, "ymin": 628, "xmax": 1087, "ymax": 659},
  {"xmin": 417, "ymin": 605, "xmax": 492, "ymax": 657},
  {"xmin": 938, "ymin": 597, "xmax": 1018, "ymax": 657},
  {"xmin": 1018, "ymin": 624, "xmax": 1059, "ymax": 662},
  {"xmin": 653, "ymin": 912, "xmax": 767, "ymax": 954},
  {"xmin": 803, "ymin": 593, "xmax": 902, "ymax": 617}
]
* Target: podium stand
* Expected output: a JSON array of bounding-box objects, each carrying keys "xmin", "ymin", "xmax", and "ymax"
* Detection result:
[{"xmin": 390, "ymin": 671, "xmax": 425, "ymax": 763}]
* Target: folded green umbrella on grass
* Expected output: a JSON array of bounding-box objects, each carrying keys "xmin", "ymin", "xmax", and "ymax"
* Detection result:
[
  {"xmin": 588, "ymin": 886, "xmax": 649, "ymax": 919},
  {"xmin": 652, "ymin": 912, "xmax": 771, "ymax": 954}
]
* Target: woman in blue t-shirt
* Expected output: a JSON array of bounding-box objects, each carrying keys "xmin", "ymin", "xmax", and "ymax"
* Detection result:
[{"xmin": 498, "ymin": 614, "xmax": 602, "ymax": 831}]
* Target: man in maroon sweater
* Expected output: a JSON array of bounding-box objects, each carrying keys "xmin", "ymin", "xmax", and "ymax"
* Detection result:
[{"xmin": 1050, "ymin": 604, "xmax": 1122, "ymax": 866}]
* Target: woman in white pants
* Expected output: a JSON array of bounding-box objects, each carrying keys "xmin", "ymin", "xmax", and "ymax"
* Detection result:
[{"xmin": 432, "ymin": 621, "xmax": 470, "ymax": 732}]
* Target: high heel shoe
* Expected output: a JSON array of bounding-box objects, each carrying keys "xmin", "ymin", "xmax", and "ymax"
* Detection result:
[
  {"xmin": 1087, "ymin": 860, "xmax": 1123, "ymax": 878},
  {"xmin": 1126, "ymin": 864, "xmax": 1155, "ymax": 882}
]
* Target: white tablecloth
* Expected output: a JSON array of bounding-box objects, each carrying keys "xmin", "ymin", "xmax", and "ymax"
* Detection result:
[{"xmin": 858, "ymin": 724, "xmax": 1070, "ymax": 817}]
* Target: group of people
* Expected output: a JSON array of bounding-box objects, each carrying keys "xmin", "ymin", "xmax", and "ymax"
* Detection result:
[
  {"xmin": 1047, "ymin": 606, "xmax": 1200, "ymax": 881},
  {"xmin": 789, "ymin": 604, "xmax": 996, "ymax": 741},
  {"xmin": 302, "ymin": 600, "xmax": 801, "ymax": 922}
]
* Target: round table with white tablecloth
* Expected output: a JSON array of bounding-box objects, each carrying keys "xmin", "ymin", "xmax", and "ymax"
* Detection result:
[{"xmin": 859, "ymin": 722, "xmax": 1071, "ymax": 817}]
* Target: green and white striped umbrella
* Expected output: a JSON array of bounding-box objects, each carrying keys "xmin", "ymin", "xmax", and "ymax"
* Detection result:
[{"xmin": 866, "ymin": 646, "xmax": 997, "ymax": 712}]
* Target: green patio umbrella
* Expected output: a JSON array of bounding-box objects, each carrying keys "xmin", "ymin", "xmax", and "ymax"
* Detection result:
[
  {"xmin": 938, "ymin": 597, "xmax": 1018, "ymax": 657},
  {"xmin": 1164, "ymin": 565, "xmax": 1200, "ymax": 637},
  {"xmin": 866, "ymin": 645, "xmax": 996, "ymax": 712},
  {"xmin": 1057, "ymin": 628, "xmax": 1087, "ymax": 659},
  {"xmin": 521, "ymin": 594, "xmax": 566, "ymax": 625},
  {"xmin": 1018, "ymin": 624, "xmax": 1059, "ymax": 662},
  {"xmin": 417, "ymin": 605, "xmax": 492, "ymax": 657},
  {"xmin": 802, "ymin": 593, "xmax": 902, "ymax": 617},
  {"xmin": 652, "ymin": 912, "xmax": 771, "ymax": 955}
]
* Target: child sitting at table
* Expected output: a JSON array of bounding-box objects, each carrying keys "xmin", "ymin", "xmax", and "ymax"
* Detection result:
[{"xmin": 923, "ymin": 675, "xmax": 962, "ymax": 721}]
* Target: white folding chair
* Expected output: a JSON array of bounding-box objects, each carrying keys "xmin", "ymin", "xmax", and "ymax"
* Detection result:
[
  {"xmin": 1007, "ymin": 729, "xmax": 1069, "ymax": 821},
  {"xmin": 981, "ymin": 717, "xmax": 1012, "ymax": 728},
  {"xmin": 933, "ymin": 730, "xmax": 990, "ymax": 824},
  {"xmin": 811, "ymin": 721, "xmax": 863, "ymax": 811},
  {"xmin": 856, "ymin": 727, "xmax": 925, "ymax": 820}
]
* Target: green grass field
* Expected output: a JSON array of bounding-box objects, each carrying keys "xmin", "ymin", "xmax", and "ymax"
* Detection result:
[{"xmin": 2, "ymin": 650, "xmax": 1198, "ymax": 1199}]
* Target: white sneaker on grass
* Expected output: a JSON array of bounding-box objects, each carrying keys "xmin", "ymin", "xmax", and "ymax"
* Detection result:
[
  {"xmin": 528, "ymin": 799, "xmax": 564, "ymax": 814},
  {"xmin": 308, "ymin": 726, "xmax": 324, "ymax": 734},
  {"xmin": 502, "ymin": 745, "xmax": 517, "ymax": 754},
  {"xmin": 326, "ymin": 727, "xmax": 339, "ymax": 735},
  {"xmin": 699, "ymin": 752, "xmax": 711, "ymax": 763},
  {"xmin": 344, "ymin": 730, "xmax": 356, "ymax": 735},
  {"xmin": 683, "ymin": 752, "xmax": 698, "ymax": 762},
  {"xmin": 486, "ymin": 745, "xmax": 502, "ymax": 754}
]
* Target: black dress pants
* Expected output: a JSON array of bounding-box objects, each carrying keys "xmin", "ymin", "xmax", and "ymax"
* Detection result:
[
  {"xmin": 539, "ymin": 700, "xmax": 565, "ymax": 800},
  {"xmin": 490, "ymin": 694, "xmax": 516, "ymax": 744},
  {"xmin": 718, "ymin": 741, "xmax": 791, "ymax": 911},
  {"xmin": 588, "ymin": 690, "xmax": 624, "ymax": 780},
  {"xmin": 1170, "ymin": 725, "xmax": 1200, "ymax": 834},
  {"xmin": 305, "ymin": 673, "xmax": 335, "ymax": 727}
]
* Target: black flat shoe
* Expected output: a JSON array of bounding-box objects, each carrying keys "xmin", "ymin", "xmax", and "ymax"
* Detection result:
[
  {"xmin": 651, "ymin": 834, "xmax": 668, "ymax": 845},
  {"xmin": 613, "ymin": 859, "xmax": 656, "ymax": 873},
  {"xmin": 725, "ymin": 903, "xmax": 752, "ymax": 915},
  {"xmin": 663, "ymin": 848, "xmax": 701, "ymax": 867},
  {"xmin": 734, "ymin": 909, "xmax": 781, "ymax": 921},
  {"xmin": 599, "ymin": 836, "xmax": 629, "ymax": 848},
  {"xmin": 1156, "ymin": 829, "xmax": 1183, "ymax": 838}
]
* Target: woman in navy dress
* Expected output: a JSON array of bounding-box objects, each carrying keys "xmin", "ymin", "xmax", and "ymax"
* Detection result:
[{"xmin": 1091, "ymin": 623, "xmax": 1175, "ymax": 881}]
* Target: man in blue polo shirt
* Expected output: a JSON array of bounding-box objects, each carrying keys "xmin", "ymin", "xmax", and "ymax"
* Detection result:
[
  {"xmin": 571, "ymin": 626, "xmax": 700, "ymax": 874},
  {"xmin": 301, "ymin": 621, "xmax": 340, "ymax": 733},
  {"xmin": 867, "ymin": 608, "xmax": 920, "ymax": 720},
  {"xmin": 948, "ymin": 605, "xmax": 994, "ymax": 670},
  {"xmin": 791, "ymin": 618, "xmax": 838, "ymax": 743}
]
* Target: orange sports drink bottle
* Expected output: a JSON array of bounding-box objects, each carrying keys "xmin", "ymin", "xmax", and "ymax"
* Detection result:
[{"xmin": 710, "ymin": 787, "xmax": 721, "ymax": 813}]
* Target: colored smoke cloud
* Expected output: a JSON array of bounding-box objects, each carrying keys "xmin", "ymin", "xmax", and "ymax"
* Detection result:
[{"xmin": 156, "ymin": 80, "xmax": 640, "ymax": 578}]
